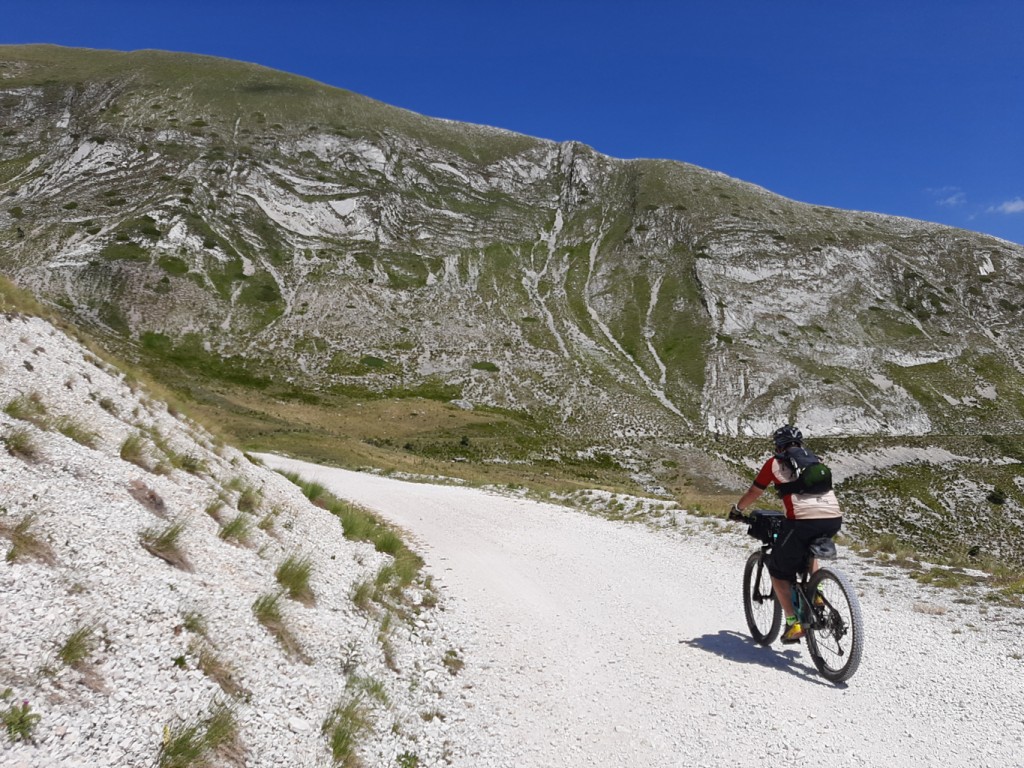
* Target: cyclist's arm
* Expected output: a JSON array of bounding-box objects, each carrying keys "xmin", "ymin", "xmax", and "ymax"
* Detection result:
[{"xmin": 733, "ymin": 459, "xmax": 776, "ymax": 513}]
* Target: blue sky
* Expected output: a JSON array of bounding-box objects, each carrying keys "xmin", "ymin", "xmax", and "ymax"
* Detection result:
[{"xmin": 6, "ymin": 1, "xmax": 1024, "ymax": 244}]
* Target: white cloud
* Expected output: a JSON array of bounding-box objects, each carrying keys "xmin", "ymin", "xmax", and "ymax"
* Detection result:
[
  {"xmin": 926, "ymin": 186, "xmax": 966, "ymax": 207},
  {"xmin": 991, "ymin": 198, "xmax": 1024, "ymax": 215}
]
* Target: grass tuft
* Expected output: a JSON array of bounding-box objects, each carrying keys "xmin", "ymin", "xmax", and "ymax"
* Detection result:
[
  {"xmin": 218, "ymin": 514, "xmax": 252, "ymax": 547},
  {"xmin": 140, "ymin": 519, "xmax": 193, "ymax": 571},
  {"xmin": 252, "ymin": 592, "xmax": 307, "ymax": 662},
  {"xmin": 3, "ymin": 393, "xmax": 48, "ymax": 427},
  {"xmin": 1, "ymin": 512, "xmax": 57, "ymax": 565},
  {"xmin": 57, "ymin": 623, "xmax": 96, "ymax": 669},
  {"xmin": 54, "ymin": 416, "xmax": 98, "ymax": 449},
  {"xmin": 275, "ymin": 554, "xmax": 315, "ymax": 606},
  {"xmin": 158, "ymin": 701, "xmax": 243, "ymax": 768},
  {"xmin": 4, "ymin": 426, "xmax": 42, "ymax": 461},
  {"xmin": 120, "ymin": 432, "xmax": 150, "ymax": 469},
  {"xmin": 322, "ymin": 697, "xmax": 372, "ymax": 767}
]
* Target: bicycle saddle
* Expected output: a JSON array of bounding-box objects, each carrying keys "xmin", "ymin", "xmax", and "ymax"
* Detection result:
[{"xmin": 808, "ymin": 537, "xmax": 837, "ymax": 560}]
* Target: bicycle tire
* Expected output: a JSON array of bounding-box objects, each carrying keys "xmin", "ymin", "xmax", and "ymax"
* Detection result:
[
  {"xmin": 805, "ymin": 567, "xmax": 864, "ymax": 683},
  {"xmin": 742, "ymin": 550, "xmax": 782, "ymax": 645}
]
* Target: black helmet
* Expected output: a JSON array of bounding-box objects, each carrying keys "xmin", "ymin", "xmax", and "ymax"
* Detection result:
[{"xmin": 773, "ymin": 425, "xmax": 803, "ymax": 450}]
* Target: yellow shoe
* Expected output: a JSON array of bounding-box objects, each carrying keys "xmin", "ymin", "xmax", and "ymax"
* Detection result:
[
  {"xmin": 813, "ymin": 590, "xmax": 826, "ymax": 608},
  {"xmin": 781, "ymin": 619, "xmax": 805, "ymax": 644}
]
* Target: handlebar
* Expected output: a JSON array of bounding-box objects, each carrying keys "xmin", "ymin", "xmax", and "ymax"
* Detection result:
[{"xmin": 727, "ymin": 504, "xmax": 750, "ymax": 523}]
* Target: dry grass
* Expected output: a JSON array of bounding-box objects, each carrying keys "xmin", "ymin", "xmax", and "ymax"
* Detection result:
[
  {"xmin": 0, "ymin": 512, "xmax": 57, "ymax": 565},
  {"xmin": 912, "ymin": 601, "xmax": 949, "ymax": 616}
]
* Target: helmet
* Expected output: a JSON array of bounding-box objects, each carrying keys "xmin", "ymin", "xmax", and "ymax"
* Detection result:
[{"xmin": 772, "ymin": 425, "xmax": 803, "ymax": 450}]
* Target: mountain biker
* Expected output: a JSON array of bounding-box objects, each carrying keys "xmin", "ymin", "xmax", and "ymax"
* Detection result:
[{"xmin": 729, "ymin": 425, "xmax": 842, "ymax": 643}]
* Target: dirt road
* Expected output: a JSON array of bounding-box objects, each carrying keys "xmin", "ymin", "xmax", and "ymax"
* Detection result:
[{"xmin": 262, "ymin": 455, "xmax": 1024, "ymax": 768}]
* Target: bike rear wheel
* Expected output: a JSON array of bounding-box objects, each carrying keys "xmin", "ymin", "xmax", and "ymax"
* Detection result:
[
  {"xmin": 805, "ymin": 567, "xmax": 864, "ymax": 683},
  {"xmin": 743, "ymin": 550, "xmax": 781, "ymax": 645}
]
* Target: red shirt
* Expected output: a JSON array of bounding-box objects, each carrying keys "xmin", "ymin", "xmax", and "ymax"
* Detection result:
[{"xmin": 753, "ymin": 457, "xmax": 842, "ymax": 520}]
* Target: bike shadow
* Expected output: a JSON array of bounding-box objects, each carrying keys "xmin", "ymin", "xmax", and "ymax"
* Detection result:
[{"xmin": 680, "ymin": 630, "xmax": 841, "ymax": 687}]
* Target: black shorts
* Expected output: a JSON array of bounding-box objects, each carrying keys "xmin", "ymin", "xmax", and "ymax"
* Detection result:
[{"xmin": 767, "ymin": 517, "xmax": 843, "ymax": 582}]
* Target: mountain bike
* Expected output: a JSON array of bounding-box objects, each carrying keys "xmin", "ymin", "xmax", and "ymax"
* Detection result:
[{"xmin": 731, "ymin": 508, "xmax": 864, "ymax": 683}]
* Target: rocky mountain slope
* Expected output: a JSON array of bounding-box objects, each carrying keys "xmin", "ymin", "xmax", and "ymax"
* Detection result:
[
  {"xmin": 0, "ymin": 309, "xmax": 473, "ymax": 767},
  {"xmin": 2, "ymin": 45, "xmax": 1024, "ymax": 443},
  {"xmin": 1, "ymin": 45, "xmax": 1023, "ymax": 570}
]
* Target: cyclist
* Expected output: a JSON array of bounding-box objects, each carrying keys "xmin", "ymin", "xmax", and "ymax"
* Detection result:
[{"xmin": 729, "ymin": 425, "xmax": 842, "ymax": 643}]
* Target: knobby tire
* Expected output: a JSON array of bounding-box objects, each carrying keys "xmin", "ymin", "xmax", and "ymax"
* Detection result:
[
  {"xmin": 805, "ymin": 567, "xmax": 864, "ymax": 683},
  {"xmin": 742, "ymin": 550, "xmax": 781, "ymax": 645}
]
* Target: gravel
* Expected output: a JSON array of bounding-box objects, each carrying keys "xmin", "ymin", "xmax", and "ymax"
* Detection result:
[
  {"xmin": 0, "ymin": 314, "xmax": 472, "ymax": 767},
  {"xmin": 262, "ymin": 456, "xmax": 1024, "ymax": 768}
]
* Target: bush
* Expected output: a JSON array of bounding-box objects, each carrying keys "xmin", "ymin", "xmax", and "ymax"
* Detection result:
[{"xmin": 987, "ymin": 488, "xmax": 1007, "ymax": 505}]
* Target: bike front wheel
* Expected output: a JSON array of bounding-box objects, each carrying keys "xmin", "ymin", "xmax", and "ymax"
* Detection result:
[
  {"xmin": 805, "ymin": 567, "xmax": 864, "ymax": 683},
  {"xmin": 742, "ymin": 550, "xmax": 781, "ymax": 645}
]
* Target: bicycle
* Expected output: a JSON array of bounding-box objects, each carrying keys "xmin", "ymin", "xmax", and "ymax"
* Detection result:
[{"xmin": 732, "ymin": 508, "xmax": 864, "ymax": 683}]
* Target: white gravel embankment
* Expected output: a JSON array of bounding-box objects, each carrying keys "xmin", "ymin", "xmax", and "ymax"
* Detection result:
[
  {"xmin": 263, "ymin": 455, "xmax": 1024, "ymax": 768},
  {"xmin": 0, "ymin": 314, "xmax": 476, "ymax": 768}
]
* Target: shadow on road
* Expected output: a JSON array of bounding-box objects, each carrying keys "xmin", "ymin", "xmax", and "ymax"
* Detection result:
[{"xmin": 681, "ymin": 630, "xmax": 841, "ymax": 687}]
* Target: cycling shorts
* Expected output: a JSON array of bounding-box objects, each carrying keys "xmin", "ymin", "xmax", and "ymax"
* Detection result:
[{"xmin": 767, "ymin": 517, "xmax": 843, "ymax": 582}]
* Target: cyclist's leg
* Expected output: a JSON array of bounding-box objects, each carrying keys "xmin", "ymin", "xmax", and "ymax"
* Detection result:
[{"xmin": 767, "ymin": 521, "xmax": 804, "ymax": 616}]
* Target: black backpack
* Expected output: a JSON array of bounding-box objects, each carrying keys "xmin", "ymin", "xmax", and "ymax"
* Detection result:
[{"xmin": 777, "ymin": 445, "xmax": 833, "ymax": 496}]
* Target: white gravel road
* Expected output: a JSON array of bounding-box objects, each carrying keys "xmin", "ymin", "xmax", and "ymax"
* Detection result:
[{"xmin": 262, "ymin": 455, "xmax": 1024, "ymax": 768}]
